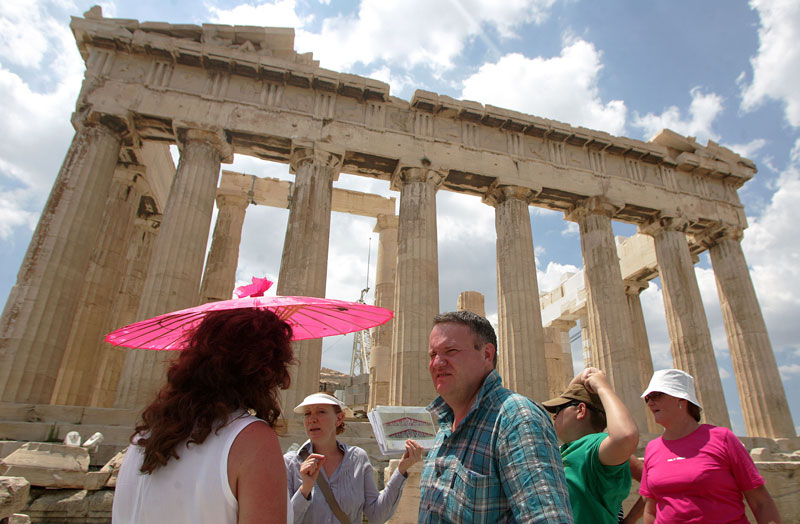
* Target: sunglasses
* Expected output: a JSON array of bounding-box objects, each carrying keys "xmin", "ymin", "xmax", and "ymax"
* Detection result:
[
  {"xmin": 644, "ymin": 392, "xmax": 664, "ymax": 403},
  {"xmin": 553, "ymin": 401, "xmax": 581, "ymax": 416}
]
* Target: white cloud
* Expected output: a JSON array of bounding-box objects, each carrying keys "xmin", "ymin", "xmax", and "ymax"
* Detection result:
[
  {"xmin": 740, "ymin": 141, "xmax": 800, "ymax": 356},
  {"xmin": 725, "ymin": 138, "xmax": 767, "ymax": 159},
  {"xmin": 537, "ymin": 261, "xmax": 579, "ymax": 294},
  {"xmin": 0, "ymin": 0, "xmax": 86, "ymax": 241},
  {"xmin": 632, "ymin": 87, "xmax": 723, "ymax": 143},
  {"xmin": 208, "ymin": 0, "xmax": 312, "ymax": 28},
  {"xmin": 718, "ymin": 367, "xmax": 731, "ymax": 380},
  {"xmin": 740, "ymin": 0, "xmax": 800, "ymax": 127},
  {"xmin": 294, "ymin": 0, "xmax": 559, "ymax": 72},
  {"xmin": 0, "ymin": 187, "xmax": 38, "ymax": 239},
  {"xmin": 0, "ymin": 0, "xmax": 65, "ymax": 67},
  {"xmin": 561, "ymin": 221, "xmax": 579, "ymax": 237},
  {"xmin": 779, "ymin": 364, "xmax": 800, "ymax": 380},
  {"xmin": 640, "ymin": 282, "xmax": 672, "ymax": 369},
  {"xmin": 461, "ymin": 39, "xmax": 627, "ymax": 135},
  {"xmin": 366, "ymin": 66, "xmax": 415, "ymax": 98},
  {"xmin": 437, "ymin": 191, "xmax": 495, "ymax": 242}
]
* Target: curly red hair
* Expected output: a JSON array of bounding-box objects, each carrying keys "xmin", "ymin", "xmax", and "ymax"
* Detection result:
[{"xmin": 133, "ymin": 307, "xmax": 294, "ymax": 473}]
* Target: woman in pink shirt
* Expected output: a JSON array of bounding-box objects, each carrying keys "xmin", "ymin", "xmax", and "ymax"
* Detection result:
[{"xmin": 639, "ymin": 369, "xmax": 781, "ymax": 524}]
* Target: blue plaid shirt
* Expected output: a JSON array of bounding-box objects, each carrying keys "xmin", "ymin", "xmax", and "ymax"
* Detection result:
[{"xmin": 418, "ymin": 370, "xmax": 573, "ymax": 524}]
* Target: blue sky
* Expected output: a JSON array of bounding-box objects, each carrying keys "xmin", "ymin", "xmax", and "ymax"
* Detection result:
[{"xmin": 1, "ymin": 0, "xmax": 799, "ymax": 435}]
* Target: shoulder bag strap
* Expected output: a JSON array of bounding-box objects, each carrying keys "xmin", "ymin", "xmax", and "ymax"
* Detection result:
[{"xmin": 298, "ymin": 448, "xmax": 352, "ymax": 524}]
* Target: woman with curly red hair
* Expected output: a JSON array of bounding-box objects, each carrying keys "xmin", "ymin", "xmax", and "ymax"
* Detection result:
[{"xmin": 112, "ymin": 308, "xmax": 295, "ymax": 524}]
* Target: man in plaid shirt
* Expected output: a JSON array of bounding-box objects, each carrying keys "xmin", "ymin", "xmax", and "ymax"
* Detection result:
[{"xmin": 418, "ymin": 311, "xmax": 573, "ymax": 523}]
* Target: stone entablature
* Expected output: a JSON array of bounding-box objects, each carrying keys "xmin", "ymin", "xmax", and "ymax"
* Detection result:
[
  {"xmin": 71, "ymin": 13, "xmax": 753, "ymax": 236},
  {"xmin": 218, "ymin": 170, "xmax": 396, "ymax": 217}
]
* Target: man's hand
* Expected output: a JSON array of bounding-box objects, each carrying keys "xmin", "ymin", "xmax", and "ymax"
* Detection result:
[{"xmin": 570, "ymin": 367, "xmax": 610, "ymax": 394}]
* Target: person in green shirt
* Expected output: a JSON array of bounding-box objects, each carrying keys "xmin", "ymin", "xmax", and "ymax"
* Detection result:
[{"xmin": 543, "ymin": 368, "xmax": 639, "ymax": 524}]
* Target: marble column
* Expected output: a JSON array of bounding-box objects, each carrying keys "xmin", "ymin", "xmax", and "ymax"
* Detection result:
[
  {"xmin": 456, "ymin": 291, "xmax": 485, "ymax": 317},
  {"xmin": 624, "ymin": 279, "xmax": 659, "ymax": 434},
  {"xmin": 705, "ymin": 227, "xmax": 794, "ymax": 437},
  {"xmin": 389, "ymin": 167, "xmax": 442, "ymax": 407},
  {"xmin": 486, "ymin": 185, "xmax": 547, "ymax": 401},
  {"xmin": 640, "ymin": 217, "xmax": 730, "ymax": 428},
  {"xmin": 544, "ymin": 320, "xmax": 576, "ymax": 399},
  {"xmin": 0, "ymin": 112, "xmax": 128, "ymax": 403},
  {"xmin": 51, "ymin": 165, "xmax": 145, "ymax": 406},
  {"xmin": 115, "ymin": 127, "xmax": 231, "ymax": 408},
  {"xmin": 566, "ymin": 197, "xmax": 647, "ymax": 431},
  {"xmin": 92, "ymin": 213, "xmax": 161, "ymax": 407},
  {"xmin": 368, "ymin": 214, "xmax": 398, "ymax": 410},
  {"xmin": 278, "ymin": 145, "xmax": 342, "ymax": 412},
  {"xmin": 199, "ymin": 191, "xmax": 250, "ymax": 303},
  {"xmin": 579, "ymin": 311, "xmax": 594, "ymax": 368},
  {"xmin": 555, "ymin": 319, "xmax": 577, "ymax": 388}
]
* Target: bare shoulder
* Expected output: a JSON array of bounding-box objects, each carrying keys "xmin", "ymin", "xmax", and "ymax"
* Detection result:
[
  {"xmin": 228, "ymin": 420, "xmax": 284, "ymax": 495},
  {"xmin": 229, "ymin": 420, "xmax": 288, "ymax": 523},
  {"xmin": 231, "ymin": 420, "xmax": 281, "ymax": 460}
]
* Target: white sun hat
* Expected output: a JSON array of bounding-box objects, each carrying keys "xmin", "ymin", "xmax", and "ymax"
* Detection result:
[
  {"xmin": 293, "ymin": 392, "xmax": 347, "ymax": 414},
  {"xmin": 641, "ymin": 369, "xmax": 702, "ymax": 411}
]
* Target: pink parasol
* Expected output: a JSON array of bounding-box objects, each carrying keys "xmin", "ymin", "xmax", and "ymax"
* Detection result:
[{"xmin": 104, "ymin": 278, "xmax": 392, "ymax": 350}]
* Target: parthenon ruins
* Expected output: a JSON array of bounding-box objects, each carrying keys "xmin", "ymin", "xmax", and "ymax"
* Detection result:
[{"xmin": 0, "ymin": 6, "xmax": 795, "ymax": 448}]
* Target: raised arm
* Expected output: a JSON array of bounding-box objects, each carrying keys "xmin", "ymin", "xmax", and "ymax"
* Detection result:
[
  {"xmin": 228, "ymin": 421, "xmax": 286, "ymax": 524},
  {"xmin": 575, "ymin": 368, "xmax": 639, "ymax": 466},
  {"xmin": 361, "ymin": 441, "xmax": 421, "ymax": 524}
]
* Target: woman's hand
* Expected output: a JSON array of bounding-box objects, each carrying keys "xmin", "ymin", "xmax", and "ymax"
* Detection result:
[
  {"xmin": 299, "ymin": 453, "xmax": 326, "ymax": 499},
  {"xmin": 397, "ymin": 440, "xmax": 424, "ymax": 476}
]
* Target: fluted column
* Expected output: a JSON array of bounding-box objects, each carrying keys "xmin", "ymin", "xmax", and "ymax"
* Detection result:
[
  {"xmin": 579, "ymin": 311, "xmax": 594, "ymax": 368},
  {"xmin": 566, "ymin": 197, "xmax": 647, "ymax": 431},
  {"xmin": 640, "ymin": 217, "xmax": 730, "ymax": 427},
  {"xmin": 115, "ymin": 126, "xmax": 231, "ymax": 408},
  {"xmin": 51, "ymin": 165, "xmax": 145, "ymax": 406},
  {"xmin": 389, "ymin": 167, "xmax": 442, "ymax": 406},
  {"xmin": 0, "ymin": 112, "xmax": 128, "ymax": 403},
  {"xmin": 278, "ymin": 144, "xmax": 342, "ymax": 412},
  {"xmin": 92, "ymin": 213, "xmax": 161, "ymax": 407},
  {"xmin": 555, "ymin": 319, "xmax": 577, "ymax": 388},
  {"xmin": 486, "ymin": 185, "xmax": 546, "ymax": 400},
  {"xmin": 457, "ymin": 291, "xmax": 485, "ymax": 317},
  {"xmin": 703, "ymin": 227, "xmax": 794, "ymax": 437},
  {"xmin": 199, "ymin": 191, "xmax": 250, "ymax": 303},
  {"xmin": 624, "ymin": 280, "xmax": 658, "ymax": 433},
  {"xmin": 544, "ymin": 320, "xmax": 576, "ymax": 400},
  {"xmin": 368, "ymin": 214, "xmax": 398, "ymax": 410}
]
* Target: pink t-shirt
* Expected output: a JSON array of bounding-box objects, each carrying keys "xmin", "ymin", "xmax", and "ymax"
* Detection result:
[{"xmin": 640, "ymin": 424, "xmax": 764, "ymax": 523}]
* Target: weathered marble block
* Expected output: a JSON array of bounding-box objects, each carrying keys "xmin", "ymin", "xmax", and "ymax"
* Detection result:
[
  {"xmin": 0, "ymin": 443, "xmax": 89, "ymax": 489},
  {"xmin": 0, "ymin": 476, "xmax": 30, "ymax": 520}
]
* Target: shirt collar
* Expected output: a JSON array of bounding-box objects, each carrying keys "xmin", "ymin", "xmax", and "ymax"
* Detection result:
[
  {"xmin": 428, "ymin": 369, "xmax": 502, "ymax": 426},
  {"xmin": 299, "ymin": 439, "xmax": 348, "ymax": 455}
]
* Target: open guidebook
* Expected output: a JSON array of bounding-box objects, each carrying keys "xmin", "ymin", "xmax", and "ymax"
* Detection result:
[{"xmin": 367, "ymin": 406, "xmax": 438, "ymax": 455}]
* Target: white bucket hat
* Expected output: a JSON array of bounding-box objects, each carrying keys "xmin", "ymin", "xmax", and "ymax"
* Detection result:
[
  {"xmin": 641, "ymin": 369, "xmax": 702, "ymax": 411},
  {"xmin": 293, "ymin": 392, "xmax": 347, "ymax": 414}
]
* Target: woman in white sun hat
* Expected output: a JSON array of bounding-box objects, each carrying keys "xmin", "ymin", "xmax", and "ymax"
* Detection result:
[
  {"xmin": 639, "ymin": 369, "xmax": 782, "ymax": 524},
  {"xmin": 284, "ymin": 392, "xmax": 423, "ymax": 524}
]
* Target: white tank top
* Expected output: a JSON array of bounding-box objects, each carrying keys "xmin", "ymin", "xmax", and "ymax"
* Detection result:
[{"xmin": 112, "ymin": 412, "xmax": 291, "ymax": 524}]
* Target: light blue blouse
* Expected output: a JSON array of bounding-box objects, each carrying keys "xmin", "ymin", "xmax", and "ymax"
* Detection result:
[{"xmin": 284, "ymin": 440, "xmax": 407, "ymax": 524}]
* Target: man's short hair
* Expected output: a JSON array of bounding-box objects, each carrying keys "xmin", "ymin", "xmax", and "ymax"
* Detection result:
[{"xmin": 432, "ymin": 310, "xmax": 497, "ymax": 367}]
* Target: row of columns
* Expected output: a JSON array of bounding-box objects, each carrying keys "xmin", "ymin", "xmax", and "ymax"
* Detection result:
[{"xmin": 0, "ymin": 109, "xmax": 793, "ymax": 438}]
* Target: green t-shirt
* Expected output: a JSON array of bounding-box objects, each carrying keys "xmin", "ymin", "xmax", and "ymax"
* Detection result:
[{"xmin": 561, "ymin": 432, "xmax": 631, "ymax": 524}]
